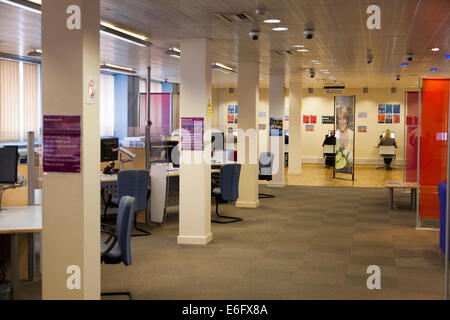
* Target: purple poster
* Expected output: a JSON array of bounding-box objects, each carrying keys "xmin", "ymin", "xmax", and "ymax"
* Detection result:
[
  {"xmin": 181, "ymin": 117, "xmax": 204, "ymax": 151},
  {"xmin": 43, "ymin": 115, "xmax": 81, "ymax": 173}
]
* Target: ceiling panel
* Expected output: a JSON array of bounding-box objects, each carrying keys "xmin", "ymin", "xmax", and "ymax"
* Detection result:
[{"xmin": 0, "ymin": 0, "xmax": 448, "ymax": 88}]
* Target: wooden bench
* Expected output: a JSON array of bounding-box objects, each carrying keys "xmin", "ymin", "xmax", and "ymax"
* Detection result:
[{"xmin": 385, "ymin": 181, "xmax": 418, "ymax": 210}]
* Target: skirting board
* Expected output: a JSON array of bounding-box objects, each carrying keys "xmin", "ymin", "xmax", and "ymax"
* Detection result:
[
  {"xmin": 301, "ymin": 157, "xmax": 404, "ymax": 166},
  {"xmin": 236, "ymin": 200, "xmax": 260, "ymax": 208},
  {"xmin": 177, "ymin": 232, "xmax": 213, "ymax": 245}
]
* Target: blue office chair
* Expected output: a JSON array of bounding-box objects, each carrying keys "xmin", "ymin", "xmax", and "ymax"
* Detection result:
[
  {"xmin": 105, "ymin": 170, "xmax": 151, "ymax": 237},
  {"xmin": 101, "ymin": 196, "xmax": 135, "ymax": 300},
  {"xmin": 258, "ymin": 152, "xmax": 275, "ymax": 199},
  {"xmin": 438, "ymin": 182, "xmax": 449, "ymax": 255},
  {"xmin": 212, "ymin": 164, "xmax": 242, "ymax": 224}
]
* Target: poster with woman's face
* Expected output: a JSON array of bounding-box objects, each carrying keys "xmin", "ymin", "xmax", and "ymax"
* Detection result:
[{"xmin": 334, "ymin": 96, "xmax": 355, "ymax": 175}]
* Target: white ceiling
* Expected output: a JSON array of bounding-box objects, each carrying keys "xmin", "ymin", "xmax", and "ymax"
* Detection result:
[{"xmin": 0, "ymin": 0, "xmax": 449, "ymax": 88}]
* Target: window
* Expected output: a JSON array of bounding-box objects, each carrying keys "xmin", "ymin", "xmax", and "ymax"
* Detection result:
[
  {"xmin": 100, "ymin": 73, "xmax": 115, "ymax": 137},
  {"xmin": 0, "ymin": 59, "xmax": 40, "ymax": 143}
]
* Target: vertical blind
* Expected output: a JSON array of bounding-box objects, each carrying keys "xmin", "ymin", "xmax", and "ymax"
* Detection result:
[{"xmin": 0, "ymin": 59, "xmax": 39, "ymax": 143}]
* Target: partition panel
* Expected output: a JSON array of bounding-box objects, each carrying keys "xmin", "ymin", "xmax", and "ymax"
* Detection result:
[{"xmin": 420, "ymin": 79, "xmax": 450, "ymax": 219}]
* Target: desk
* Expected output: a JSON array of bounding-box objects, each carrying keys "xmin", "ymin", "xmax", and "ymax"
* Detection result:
[
  {"xmin": 0, "ymin": 206, "xmax": 42, "ymax": 299},
  {"xmin": 385, "ymin": 182, "xmax": 417, "ymax": 210}
]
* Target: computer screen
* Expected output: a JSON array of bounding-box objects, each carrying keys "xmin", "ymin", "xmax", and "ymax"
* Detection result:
[
  {"xmin": 382, "ymin": 132, "xmax": 396, "ymax": 139},
  {"xmin": 212, "ymin": 132, "xmax": 224, "ymax": 150},
  {"xmin": 0, "ymin": 146, "xmax": 19, "ymax": 184},
  {"xmin": 100, "ymin": 138, "xmax": 119, "ymax": 162}
]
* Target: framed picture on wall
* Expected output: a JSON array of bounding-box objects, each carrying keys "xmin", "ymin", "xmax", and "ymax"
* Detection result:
[
  {"xmin": 394, "ymin": 105, "xmax": 401, "ymax": 114},
  {"xmin": 394, "ymin": 115, "xmax": 400, "ymax": 124},
  {"xmin": 378, "ymin": 104, "xmax": 386, "ymax": 113},
  {"xmin": 378, "ymin": 114, "xmax": 385, "ymax": 123},
  {"xmin": 305, "ymin": 125, "xmax": 314, "ymax": 132},
  {"xmin": 386, "ymin": 104, "xmax": 393, "ymax": 114},
  {"xmin": 386, "ymin": 114, "xmax": 393, "ymax": 124}
]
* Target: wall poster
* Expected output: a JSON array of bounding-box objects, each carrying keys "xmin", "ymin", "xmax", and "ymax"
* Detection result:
[
  {"xmin": 269, "ymin": 118, "xmax": 283, "ymax": 136},
  {"xmin": 322, "ymin": 116, "xmax": 335, "ymax": 124},
  {"xmin": 334, "ymin": 96, "xmax": 356, "ymax": 180},
  {"xmin": 181, "ymin": 117, "xmax": 204, "ymax": 151},
  {"xmin": 43, "ymin": 115, "xmax": 81, "ymax": 173}
]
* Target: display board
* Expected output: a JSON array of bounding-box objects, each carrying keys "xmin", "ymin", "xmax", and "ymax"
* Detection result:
[{"xmin": 333, "ymin": 96, "xmax": 356, "ymax": 180}]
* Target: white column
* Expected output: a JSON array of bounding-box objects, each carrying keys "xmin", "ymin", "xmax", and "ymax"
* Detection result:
[
  {"xmin": 236, "ymin": 60, "xmax": 260, "ymax": 208},
  {"xmin": 268, "ymin": 73, "xmax": 286, "ymax": 188},
  {"xmin": 288, "ymin": 79, "xmax": 302, "ymax": 175},
  {"xmin": 42, "ymin": 0, "xmax": 100, "ymax": 299},
  {"xmin": 178, "ymin": 39, "xmax": 212, "ymax": 245}
]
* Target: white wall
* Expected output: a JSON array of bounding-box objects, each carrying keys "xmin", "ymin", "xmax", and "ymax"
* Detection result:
[{"xmin": 213, "ymin": 87, "xmax": 405, "ymax": 165}]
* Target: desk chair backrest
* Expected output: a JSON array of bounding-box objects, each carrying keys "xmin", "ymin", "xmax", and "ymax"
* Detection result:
[
  {"xmin": 323, "ymin": 145, "xmax": 335, "ymax": 154},
  {"xmin": 379, "ymin": 146, "xmax": 396, "ymax": 157},
  {"xmin": 259, "ymin": 152, "xmax": 274, "ymax": 176},
  {"xmin": 116, "ymin": 196, "xmax": 135, "ymax": 266},
  {"xmin": 220, "ymin": 164, "xmax": 241, "ymax": 201},
  {"xmin": 117, "ymin": 170, "xmax": 149, "ymax": 212}
]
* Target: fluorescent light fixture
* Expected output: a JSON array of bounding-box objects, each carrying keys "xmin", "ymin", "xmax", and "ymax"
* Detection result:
[
  {"xmin": 430, "ymin": 68, "xmax": 438, "ymax": 71},
  {"xmin": 320, "ymin": 70, "xmax": 328, "ymax": 73},
  {"xmin": 0, "ymin": 0, "xmax": 41, "ymax": 14},
  {"xmin": 100, "ymin": 24, "xmax": 152, "ymax": 47},
  {"xmin": 212, "ymin": 62, "xmax": 236, "ymax": 73},
  {"xmin": 100, "ymin": 63, "xmax": 136, "ymax": 74},
  {"xmin": 432, "ymin": 48, "xmax": 440, "ymax": 52},
  {"xmin": 297, "ymin": 49, "xmax": 309, "ymax": 52},
  {"xmin": 292, "ymin": 45, "xmax": 304, "ymax": 48},
  {"xmin": 272, "ymin": 27, "xmax": 288, "ymax": 31},
  {"xmin": 401, "ymin": 62, "xmax": 409, "ymax": 66},
  {"xmin": 264, "ymin": 19, "xmax": 281, "ymax": 23},
  {"xmin": 100, "ymin": 20, "xmax": 149, "ymax": 42}
]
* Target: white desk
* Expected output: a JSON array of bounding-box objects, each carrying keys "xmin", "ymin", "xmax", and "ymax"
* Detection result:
[{"xmin": 0, "ymin": 206, "xmax": 42, "ymax": 300}]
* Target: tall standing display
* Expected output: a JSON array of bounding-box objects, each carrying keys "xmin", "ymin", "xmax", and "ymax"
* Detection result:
[{"xmin": 333, "ymin": 96, "xmax": 356, "ymax": 180}]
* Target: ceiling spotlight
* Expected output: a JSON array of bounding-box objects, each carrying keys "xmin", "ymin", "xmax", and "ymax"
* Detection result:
[
  {"xmin": 165, "ymin": 47, "xmax": 181, "ymax": 58},
  {"xmin": 431, "ymin": 48, "xmax": 440, "ymax": 52},
  {"xmin": 264, "ymin": 19, "xmax": 281, "ymax": 23},
  {"xmin": 27, "ymin": 49, "xmax": 42, "ymax": 57},
  {"xmin": 272, "ymin": 27, "xmax": 288, "ymax": 31}
]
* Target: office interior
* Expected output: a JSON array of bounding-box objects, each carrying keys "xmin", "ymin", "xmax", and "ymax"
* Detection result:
[{"xmin": 0, "ymin": 0, "xmax": 449, "ymax": 300}]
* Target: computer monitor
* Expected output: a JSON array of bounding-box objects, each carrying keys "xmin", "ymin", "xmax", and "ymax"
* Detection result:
[
  {"xmin": 0, "ymin": 146, "xmax": 19, "ymax": 184},
  {"xmin": 212, "ymin": 132, "xmax": 224, "ymax": 150},
  {"xmin": 101, "ymin": 137, "xmax": 119, "ymax": 162},
  {"xmin": 382, "ymin": 131, "xmax": 396, "ymax": 139}
]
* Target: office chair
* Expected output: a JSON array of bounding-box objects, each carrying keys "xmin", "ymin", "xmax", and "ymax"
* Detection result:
[
  {"xmin": 101, "ymin": 196, "xmax": 135, "ymax": 300},
  {"xmin": 212, "ymin": 164, "xmax": 242, "ymax": 224},
  {"xmin": 438, "ymin": 182, "xmax": 449, "ymax": 255},
  {"xmin": 323, "ymin": 145, "xmax": 336, "ymax": 168},
  {"xmin": 379, "ymin": 146, "xmax": 396, "ymax": 170},
  {"xmin": 258, "ymin": 152, "xmax": 275, "ymax": 199},
  {"xmin": 105, "ymin": 169, "xmax": 151, "ymax": 237}
]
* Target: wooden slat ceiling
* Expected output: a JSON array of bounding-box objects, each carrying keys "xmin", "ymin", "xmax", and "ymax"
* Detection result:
[{"xmin": 0, "ymin": 0, "xmax": 449, "ymax": 88}]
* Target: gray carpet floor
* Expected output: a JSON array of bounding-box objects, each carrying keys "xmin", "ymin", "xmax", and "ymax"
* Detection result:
[{"xmin": 16, "ymin": 185, "xmax": 446, "ymax": 300}]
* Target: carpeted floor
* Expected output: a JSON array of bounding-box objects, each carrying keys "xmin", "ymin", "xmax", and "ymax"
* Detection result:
[{"xmin": 16, "ymin": 185, "xmax": 445, "ymax": 300}]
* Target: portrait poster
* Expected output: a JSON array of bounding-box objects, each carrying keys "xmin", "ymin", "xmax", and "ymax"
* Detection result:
[
  {"xmin": 269, "ymin": 118, "xmax": 283, "ymax": 136},
  {"xmin": 386, "ymin": 114, "xmax": 393, "ymax": 124},
  {"xmin": 378, "ymin": 104, "xmax": 386, "ymax": 114},
  {"xmin": 43, "ymin": 115, "xmax": 81, "ymax": 173},
  {"xmin": 394, "ymin": 104, "xmax": 401, "ymax": 114},
  {"xmin": 386, "ymin": 104, "xmax": 393, "ymax": 114},
  {"xmin": 334, "ymin": 96, "xmax": 356, "ymax": 178},
  {"xmin": 378, "ymin": 114, "xmax": 385, "ymax": 123}
]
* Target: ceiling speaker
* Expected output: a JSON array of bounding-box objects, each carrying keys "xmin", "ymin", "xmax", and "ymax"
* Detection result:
[
  {"xmin": 308, "ymin": 88, "xmax": 314, "ymax": 94},
  {"xmin": 363, "ymin": 87, "xmax": 368, "ymax": 93}
]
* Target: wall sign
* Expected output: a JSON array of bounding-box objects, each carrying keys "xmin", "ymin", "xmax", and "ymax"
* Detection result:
[
  {"xmin": 43, "ymin": 115, "xmax": 81, "ymax": 173},
  {"xmin": 181, "ymin": 117, "xmax": 204, "ymax": 151},
  {"xmin": 86, "ymin": 76, "xmax": 96, "ymax": 104}
]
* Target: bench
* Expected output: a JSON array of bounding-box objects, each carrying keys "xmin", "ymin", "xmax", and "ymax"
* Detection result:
[{"xmin": 385, "ymin": 181, "xmax": 417, "ymax": 210}]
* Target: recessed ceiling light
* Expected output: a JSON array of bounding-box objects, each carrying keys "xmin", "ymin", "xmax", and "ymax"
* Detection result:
[
  {"xmin": 320, "ymin": 70, "xmax": 328, "ymax": 73},
  {"xmin": 431, "ymin": 48, "xmax": 440, "ymax": 52},
  {"xmin": 292, "ymin": 45, "xmax": 304, "ymax": 48},
  {"xmin": 264, "ymin": 19, "xmax": 281, "ymax": 23},
  {"xmin": 401, "ymin": 63, "xmax": 409, "ymax": 66},
  {"xmin": 296, "ymin": 49, "xmax": 309, "ymax": 52},
  {"xmin": 272, "ymin": 27, "xmax": 288, "ymax": 31},
  {"xmin": 430, "ymin": 68, "xmax": 438, "ymax": 71}
]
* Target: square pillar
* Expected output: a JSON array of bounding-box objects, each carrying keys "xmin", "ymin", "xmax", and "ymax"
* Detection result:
[{"xmin": 42, "ymin": 0, "xmax": 100, "ymax": 299}]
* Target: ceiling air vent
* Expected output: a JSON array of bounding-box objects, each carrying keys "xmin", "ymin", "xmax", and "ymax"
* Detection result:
[
  {"xmin": 324, "ymin": 86, "xmax": 345, "ymax": 94},
  {"xmin": 391, "ymin": 87, "xmax": 397, "ymax": 94},
  {"xmin": 308, "ymin": 88, "xmax": 314, "ymax": 94},
  {"xmin": 218, "ymin": 13, "xmax": 254, "ymax": 23},
  {"xmin": 363, "ymin": 87, "xmax": 369, "ymax": 94}
]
